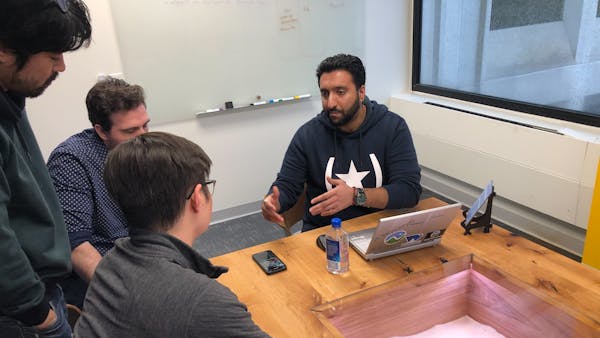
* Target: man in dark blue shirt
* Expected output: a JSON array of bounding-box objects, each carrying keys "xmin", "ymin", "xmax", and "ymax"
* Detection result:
[{"xmin": 47, "ymin": 77, "xmax": 150, "ymax": 308}]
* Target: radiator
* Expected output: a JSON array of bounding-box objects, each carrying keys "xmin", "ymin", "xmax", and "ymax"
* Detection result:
[{"xmin": 390, "ymin": 96, "xmax": 600, "ymax": 256}]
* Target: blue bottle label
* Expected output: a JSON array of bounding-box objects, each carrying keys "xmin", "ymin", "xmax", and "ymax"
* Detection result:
[{"xmin": 326, "ymin": 239, "xmax": 340, "ymax": 263}]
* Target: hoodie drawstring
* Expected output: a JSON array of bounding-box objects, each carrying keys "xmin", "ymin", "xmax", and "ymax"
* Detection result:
[
  {"xmin": 332, "ymin": 129, "xmax": 337, "ymax": 158},
  {"xmin": 358, "ymin": 131, "xmax": 363, "ymax": 168}
]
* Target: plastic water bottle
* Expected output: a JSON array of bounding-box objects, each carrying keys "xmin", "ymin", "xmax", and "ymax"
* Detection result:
[{"xmin": 326, "ymin": 217, "xmax": 349, "ymax": 274}]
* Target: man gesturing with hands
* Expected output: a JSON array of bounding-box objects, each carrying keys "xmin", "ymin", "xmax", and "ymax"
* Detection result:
[{"xmin": 262, "ymin": 54, "xmax": 422, "ymax": 232}]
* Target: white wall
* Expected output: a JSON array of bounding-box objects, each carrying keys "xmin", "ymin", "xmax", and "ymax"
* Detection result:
[
  {"xmin": 364, "ymin": 0, "xmax": 409, "ymax": 102},
  {"xmin": 26, "ymin": 0, "xmax": 409, "ymax": 219},
  {"xmin": 26, "ymin": 0, "xmax": 314, "ymax": 218},
  {"xmin": 390, "ymin": 95, "xmax": 600, "ymax": 255},
  {"xmin": 156, "ymin": 102, "xmax": 317, "ymax": 215},
  {"xmin": 25, "ymin": 0, "xmax": 599, "ymax": 255}
]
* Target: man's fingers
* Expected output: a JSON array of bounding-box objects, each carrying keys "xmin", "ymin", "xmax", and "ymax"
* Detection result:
[{"xmin": 261, "ymin": 202, "xmax": 283, "ymax": 223}]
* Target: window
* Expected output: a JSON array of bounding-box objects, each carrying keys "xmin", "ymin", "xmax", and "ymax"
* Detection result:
[{"xmin": 413, "ymin": 0, "xmax": 600, "ymax": 127}]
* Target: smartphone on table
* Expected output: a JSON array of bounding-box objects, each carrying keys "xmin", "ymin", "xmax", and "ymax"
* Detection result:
[{"xmin": 252, "ymin": 250, "xmax": 287, "ymax": 275}]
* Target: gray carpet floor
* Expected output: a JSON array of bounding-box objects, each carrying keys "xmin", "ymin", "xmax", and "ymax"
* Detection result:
[{"xmin": 193, "ymin": 212, "xmax": 296, "ymax": 258}]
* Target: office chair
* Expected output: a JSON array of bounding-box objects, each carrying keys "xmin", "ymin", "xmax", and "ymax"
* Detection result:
[
  {"xmin": 66, "ymin": 304, "xmax": 82, "ymax": 330},
  {"xmin": 276, "ymin": 185, "xmax": 306, "ymax": 236}
]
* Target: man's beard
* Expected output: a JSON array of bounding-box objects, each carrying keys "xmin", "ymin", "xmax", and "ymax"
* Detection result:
[
  {"xmin": 327, "ymin": 95, "xmax": 361, "ymax": 127},
  {"xmin": 26, "ymin": 72, "xmax": 59, "ymax": 98}
]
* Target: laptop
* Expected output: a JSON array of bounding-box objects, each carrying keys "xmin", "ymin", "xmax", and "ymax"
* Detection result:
[{"xmin": 349, "ymin": 203, "xmax": 462, "ymax": 260}]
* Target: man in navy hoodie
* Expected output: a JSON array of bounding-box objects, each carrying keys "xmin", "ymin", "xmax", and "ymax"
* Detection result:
[{"xmin": 262, "ymin": 54, "xmax": 422, "ymax": 232}]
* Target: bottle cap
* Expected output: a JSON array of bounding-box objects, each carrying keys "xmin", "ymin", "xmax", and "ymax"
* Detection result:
[{"xmin": 331, "ymin": 217, "xmax": 341, "ymax": 228}]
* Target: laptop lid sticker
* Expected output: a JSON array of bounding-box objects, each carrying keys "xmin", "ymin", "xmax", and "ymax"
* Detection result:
[{"xmin": 384, "ymin": 230, "xmax": 407, "ymax": 245}]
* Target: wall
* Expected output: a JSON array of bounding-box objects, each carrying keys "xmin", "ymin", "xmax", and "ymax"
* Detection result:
[
  {"xmin": 25, "ymin": 0, "xmax": 599, "ymax": 256},
  {"xmin": 108, "ymin": 0, "xmax": 366, "ymax": 124},
  {"xmin": 364, "ymin": 0, "xmax": 409, "ymax": 100},
  {"xmin": 26, "ymin": 0, "xmax": 407, "ymax": 222},
  {"xmin": 391, "ymin": 94, "xmax": 600, "ymax": 256},
  {"xmin": 392, "ymin": 0, "xmax": 600, "ymax": 256}
]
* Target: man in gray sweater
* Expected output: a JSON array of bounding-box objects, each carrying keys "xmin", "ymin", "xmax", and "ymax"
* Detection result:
[{"xmin": 75, "ymin": 132, "xmax": 268, "ymax": 337}]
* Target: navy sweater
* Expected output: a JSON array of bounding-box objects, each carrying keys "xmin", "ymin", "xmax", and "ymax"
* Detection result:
[{"xmin": 272, "ymin": 97, "xmax": 422, "ymax": 230}]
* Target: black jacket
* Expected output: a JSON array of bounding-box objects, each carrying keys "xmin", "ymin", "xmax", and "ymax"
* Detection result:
[{"xmin": 0, "ymin": 90, "xmax": 71, "ymax": 325}]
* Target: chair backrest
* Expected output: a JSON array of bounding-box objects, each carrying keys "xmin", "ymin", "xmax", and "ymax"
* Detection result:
[
  {"xmin": 66, "ymin": 304, "xmax": 82, "ymax": 330},
  {"xmin": 277, "ymin": 185, "xmax": 306, "ymax": 236}
]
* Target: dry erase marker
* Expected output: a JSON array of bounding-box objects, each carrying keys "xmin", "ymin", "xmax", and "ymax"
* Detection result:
[
  {"xmin": 269, "ymin": 98, "xmax": 282, "ymax": 103},
  {"xmin": 206, "ymin": 108, "xmax": 220, "ymax": 113},
  {"xmin": 281, "ymin": 96, "xmax": 294, "ymax": 101},
  {"xmin": 294, "ymin": 94, "xmax": 311, "ymax": 99},
  {"xmin": 251, "ymin": 101, "xmax": 267, "ymax": 106}
]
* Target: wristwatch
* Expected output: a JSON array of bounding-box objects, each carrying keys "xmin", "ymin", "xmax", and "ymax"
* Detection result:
[{"xmin": 354, "ymin": 187, "xmax": 367, "ymax": 207}]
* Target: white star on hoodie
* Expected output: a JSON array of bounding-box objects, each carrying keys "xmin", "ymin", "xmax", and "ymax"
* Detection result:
[{"xmin": 335, "ymin": 160, "xmax": 369, "ymax": 188}]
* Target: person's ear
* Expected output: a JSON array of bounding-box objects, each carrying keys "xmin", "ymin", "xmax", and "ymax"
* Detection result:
[
  {"xmin": 359, "ymin": 85, "xmax": 366, "ymax": 103},
  {"xmin": 94, "ymin": 124, "xmax": 110, "ymax": 143},
  {"xmin": 189, "ymin": 184, "xmax": 205, "ymax": 212}
]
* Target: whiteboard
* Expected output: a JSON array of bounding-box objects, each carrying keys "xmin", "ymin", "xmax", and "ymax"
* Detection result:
[{"xmin": 108, "ymin": 0, "xmax": 365, "ymax": 124}]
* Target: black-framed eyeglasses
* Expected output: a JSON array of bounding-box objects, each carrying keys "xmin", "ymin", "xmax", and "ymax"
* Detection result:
[
  {"xmin": 185, "ymin": 180, "xmax": 216, "ymax": 200},
  {"xmin": 46, "ymin": 0, "xmax": 69, "ymax": 13}
]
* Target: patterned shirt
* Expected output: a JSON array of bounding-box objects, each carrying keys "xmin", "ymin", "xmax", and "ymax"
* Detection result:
[{"xmin": 47, "ymin": 128, "xmax": 128, "ymax": 255}]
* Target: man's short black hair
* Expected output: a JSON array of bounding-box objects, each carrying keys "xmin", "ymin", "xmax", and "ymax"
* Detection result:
[
  {"xmin": 0, "ymin": 0, "xmax": 92, "ymax": 69},
  {"xmin": 316, "ymin": 54, "xmax": 366, "ymax": 90},
  {"xmin": 104, "ymin": 132, "xmax": 212, "ymax": 231}
]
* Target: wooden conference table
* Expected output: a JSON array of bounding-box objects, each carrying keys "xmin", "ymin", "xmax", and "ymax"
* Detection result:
[{"xmin": 211, "ymin": 198, "xmax": 600, "ymax": 337}]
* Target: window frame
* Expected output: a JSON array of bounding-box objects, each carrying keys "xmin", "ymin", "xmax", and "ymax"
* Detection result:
[{"xmin": 411, "ymin": 0, "xmax": 600, "ymax": 128}]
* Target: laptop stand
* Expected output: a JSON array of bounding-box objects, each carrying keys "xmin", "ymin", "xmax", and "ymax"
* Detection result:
[{"xmin": 461, "ymin": 189, "xmax": 495, "ymax": 235}]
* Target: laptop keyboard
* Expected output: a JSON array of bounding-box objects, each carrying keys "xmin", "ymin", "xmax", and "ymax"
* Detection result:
[{"xmin": 349, "ymin": 229, "xmax": 375, "ymax": 252}]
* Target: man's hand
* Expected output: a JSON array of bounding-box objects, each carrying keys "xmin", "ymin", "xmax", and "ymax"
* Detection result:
[
  {"xmin": 261, "ymin": 186, "xmax": 284, "ymax": 223},
  {"xmin": 309, "ymin": 176, "xmax": 354, "ymax": 217},
  {"xmin": 34, "ymin": 308, "xmax": 57, "ymax": 331},
  {"xmin": 72, "ymin": 242, "xmax": 102, "ymax": 283}
]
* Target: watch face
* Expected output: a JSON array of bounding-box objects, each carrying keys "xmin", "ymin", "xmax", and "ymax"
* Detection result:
[{"xmin": 355, "ymin": 188, "xmax": 367, "ymax": 206}]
